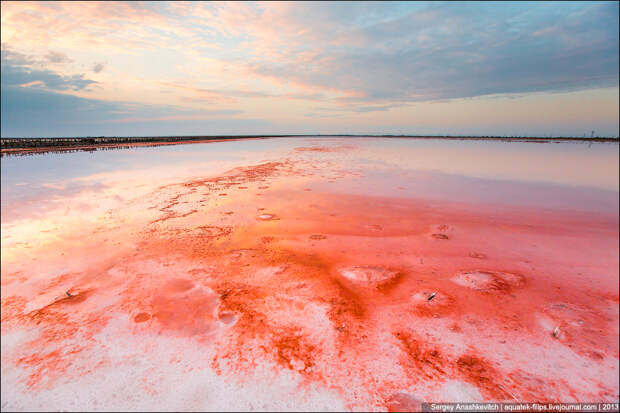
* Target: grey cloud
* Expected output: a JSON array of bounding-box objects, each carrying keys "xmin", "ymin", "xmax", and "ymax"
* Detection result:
[
  {"xmin": 1, "ymin": 85, "xmax": 124, "ymax": 137},
  {"xmin": 247, "ymin": 2, "xmax": 619, "ymax": 105},
  {"xmin": 0, "ymin": 47, "xmax": 34, "ymax": 65},
  {"xmin": 93, "ymin": 62, "xmax": 105, "ymax": 73},
  {"xmin": 1, "ymin": 49, "xmax": 96, "ymax": 91},
  {"xmin": 351, "ymin": 104, "xmax": 404, "ymax": 113},
  {"xmin": 1, "ymin": 79, "xmax": 247, "ymax": 137},
  {"xmin": 45, "ymin": 51, "xmax": 72, "ymax": 64}
]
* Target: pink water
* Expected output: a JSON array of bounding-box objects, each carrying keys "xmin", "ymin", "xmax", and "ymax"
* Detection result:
[{"xmin": 1, "ymin": 137, "xmax": 618, "ymax": 411}]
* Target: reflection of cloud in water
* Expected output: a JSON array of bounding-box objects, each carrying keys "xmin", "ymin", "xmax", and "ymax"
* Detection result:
[
  {"xmin": 1, "ymin": 180, "xmax": 110, "ymax": 222},
  {"xmin": 358, "ymin": 139, "xmax": 620, "ymax": 191}
]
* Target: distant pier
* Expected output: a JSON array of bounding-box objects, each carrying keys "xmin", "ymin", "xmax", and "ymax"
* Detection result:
[{"xmin": 0, "ymin": 135, "xmax": 274, "ymax": 149}]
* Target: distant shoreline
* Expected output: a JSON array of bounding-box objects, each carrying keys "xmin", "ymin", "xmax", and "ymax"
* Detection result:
[{"xmin": 1, "ymin": 135, "xmax": 618, "ymax": 156}]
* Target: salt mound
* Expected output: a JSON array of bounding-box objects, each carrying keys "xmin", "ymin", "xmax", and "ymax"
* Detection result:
[
  {"xmin": 339, "ymin": 266, "xmax": 397, "ymax": 287},
  {"xmin": 452, "ymin": 270, "xmax": 524, "ymax": 292},
  {"xmin": 258, "ymin": 213, "xmax": 279, "ymax": 221},
  {"xmin": 452, "ymin": 271, "xmax": 493, "ymax": 290}
]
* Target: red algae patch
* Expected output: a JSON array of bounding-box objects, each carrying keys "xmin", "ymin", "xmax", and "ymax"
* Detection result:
[
  {"xmin": 395, "ymin": 330, "xmax": 447, "ymax": 381},
  {"xmin": 294, "ymin": 144, "xmax": 355, "ymax": 153},
  {"xmin": 150, "ymin": 282, "xmax": 220, "ymax": 336},
  {"xmin": 469, "ymin": 252, "xmax": 487, "ymax": 259},
  {"xmin": 410, "ymin": 291, "xmax": 456, "ymax": 318},
  {"xmin": 295, "ymin": 146, "xmax": 333, "ymax": 152},
  {"xmin": 271, "ymin": 328, "xmax": 318, "ymax": 373},
  {"xmin": 384, "ymin": 392, "xmax": 424, "ymax": 412},
  {"xmin": 456, "ymin": 354, "xmax": 513, "ymax": 401},
  {"xmin": 218, "ymin": 311, "xmax": 238, "ymax": 325},
  {"xmin": 134, "ymin": 312, "xmax": 151, "ymax": 323}
]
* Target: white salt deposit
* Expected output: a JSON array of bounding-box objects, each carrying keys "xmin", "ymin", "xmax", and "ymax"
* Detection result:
[
  {"xmin": 439, "ymin": 380, "xmax": 484, "ymax": 402},
  {"xmin": 451, "ymin": 271, "xmax": 493, "ymax": 290},
  {"xmin": 0, "ymin": 317, "xmax": 348, "ymax": 412},
  {"xmin": 339, "ymin": 266, "xmax": 396, "ymax": 286}
]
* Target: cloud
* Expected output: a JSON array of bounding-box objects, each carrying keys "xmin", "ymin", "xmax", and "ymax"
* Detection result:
[
  {"xmin": 0, "ymin": 2, "xmax": 617, "ymax": 136},
  {"xmin": 2, "ymin": 2, "xmax": 617, "ymax": 107},
  {"xmin": 351, "ymin": 104, "xmax": 404, "ymax": 113},
  {"xmin": 0, "ymin": 83, "xmax": 253, "ymax": 137},
  {"xmin": 97, "ymin": 109, "xmax": 243, "ymax": 124},
  {"xmin": 1, "ymin": 85, "xmax": 122, "ymax": 136},
  {"xmin": 45, "ymin": 51, "xmax": 71, "ymax": 64},
  {"xmin": 0, "ymin": 1, "xmax": 205, "ymax": 54},
  {"xmin": 1, "ymin": 48, "xmax": 96, "ymax": 91},
  {"xmin": 237, "ymin": 2, "xmax": 619, "ymax": 105},
  {"xmin": 0, "ymin": 58, "xmax": 245, "ymax": 137}
]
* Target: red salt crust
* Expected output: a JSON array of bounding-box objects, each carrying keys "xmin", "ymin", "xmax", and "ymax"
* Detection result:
[
  {"xmin": 133, "ymin": 312, "xmax": 151, "ymax": 323},
  {"xmin": 1, "ymin": 160, "xmax": 618, "ymax": 407},
  {"xmin": 385, "ymin": 392, "xmax": 424, "ymax": 412},
  {"xmin": 295, "ymin": 146, "xmax": 335, "ymax": 152},
  {"xmin": 150, "ymin": 280, "xmax": 219, "ymax": 336},
  {"xmin": 4, "ymin": 289, "xmax": 112, "ymax": 389},
  {"xmin": 455, "ymin": 354, "xmax": 513, "ymax": 400},
  {"xmin": 294, "ymin": 145, "xmax": 355, "ymax": 153},
  {"xmin": 395, "ymin": 331, "xmax": 446, "ymax": 380}
]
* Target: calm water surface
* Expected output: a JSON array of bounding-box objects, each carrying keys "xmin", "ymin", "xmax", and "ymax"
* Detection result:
[
  {"xmin": 1, "ymin": 137, "xmax": 618, "ymax": 411},
  {"xmin": 2, "ymin": 137, "xmax": 618, "ymax": 218}
]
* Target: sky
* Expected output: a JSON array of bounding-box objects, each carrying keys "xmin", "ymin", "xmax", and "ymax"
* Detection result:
[{"xmin": 1, "ymin": 1, "xmax": 618, "ymax": 137}]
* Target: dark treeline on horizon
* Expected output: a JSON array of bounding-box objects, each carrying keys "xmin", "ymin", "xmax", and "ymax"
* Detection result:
[
  {"xmin": 2, "ymin": 135, "xmax": 619, "ymax": 154},
  {"xmin": 2, "ymin": 134, "xmax": 619, "ymax": 142}
]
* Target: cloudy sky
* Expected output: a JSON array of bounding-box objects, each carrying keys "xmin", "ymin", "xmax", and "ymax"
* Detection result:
[{"xmin": 1, "ymin": 1, "xmax": 618, "ymax": 137}]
